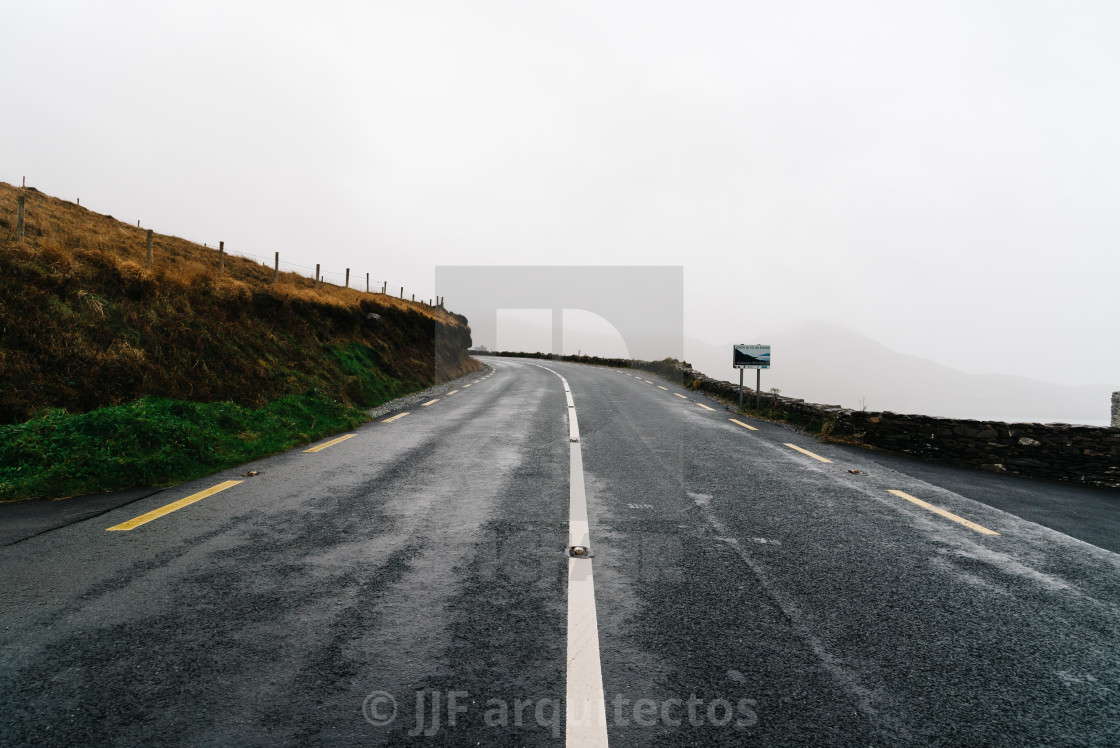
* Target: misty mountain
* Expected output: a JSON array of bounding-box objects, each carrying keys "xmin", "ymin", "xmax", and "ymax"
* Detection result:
[{"xmin": 685, "ymin": 324, "xmax": 1113, "ymax": 426}]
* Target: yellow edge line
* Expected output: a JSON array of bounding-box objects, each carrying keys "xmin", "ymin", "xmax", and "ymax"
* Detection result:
[
  {"xmin": 729, "ymin": 418, "xmax": 759, "ymax": 431},
  {"xmin": 887, "ymin": 490, "xmax": 1000, "ymax": 535},
  {"xmin": 657, "ymin": 386, "xmax": 668, "ymax": 390},
  {"xmin": 643, "ymin": 380, "xmax": 654, "ymax": 384},
  {"xmin": 304, "ymin": 433, "xmax": 358, "ymax": 453},
  {"xmin": 382, "ymin": 412, "xmax": 410, "ymax": 423},
  {"xmin": 420, "ymin": 399, "xmax": 440, "ymax": 407},
  {"xmin": 446, "ymin": 389, "xmax": 460, "ymax": 395},
  {"xmin": 463, "ymin": 383, "xmax": 473, "ymax": 387},
  {"xmin": 783, "ymin": 443, "xmax": 833, "ymax": 463},
  {"xmin": 673, "ymin": 393, "xmax": 688, "ymax": 399},
  {"xmin": 696, "ymin": 403, "xmax": 716, "ymax": 411},
  {"xmin": 107, "ymin": 480, "xmax": 242, "ymax": 531}
]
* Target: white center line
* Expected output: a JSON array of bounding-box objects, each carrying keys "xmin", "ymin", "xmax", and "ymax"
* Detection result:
[{"xmin": 527, "ymin": 362, "xmax": 608, "ymax": 747}]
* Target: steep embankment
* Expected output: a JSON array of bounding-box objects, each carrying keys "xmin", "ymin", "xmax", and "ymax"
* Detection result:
[{"xmin": 0, "ymin": 182, "xmax": 478, "ymax": 499}]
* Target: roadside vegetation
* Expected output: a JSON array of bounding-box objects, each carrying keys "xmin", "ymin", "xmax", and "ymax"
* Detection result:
[
  {"xmin": 0, "ymin": 393, "xmax": 372, "ymax": 501},
  {"xmin": 0, "ymin": 182, "xmax": 478, "ymax": 500}
]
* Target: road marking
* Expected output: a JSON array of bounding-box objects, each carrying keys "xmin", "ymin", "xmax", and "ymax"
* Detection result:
[
  {"xmin": 526, "ymin": 362, "xmax": 608, "ymax": 746},
  {"xmin": 446, "ymin": 389, "xmax": 460, "ymax": 395},
  {"xmin": 643, "ymin": 379, "xmax": 654, "ymax": 384},
  {"xmin": 783, "ymin": 443, "xmax": 833, "ymax": 462},
  {"xmin": 304, "ymin": 433, "xmax": 358, "ymax": 452},
  {"xmin": 382, "ymin": 412, "xmax": 410, "ymax": 423},
  {"xmin": 463, "ymin": 383, "xmax": 473, "ymax": 387},
  {"xmin": 673, "ymin": 393, "xmax": 688, "ymax": 399},
  {"xmin": 657, "ymin": 385, "xmax": 668, "ymax": 390},
  {"xmin": 887, "ymin": 490, "xmax": 1000, "ymax": 535},
  {"xmin": 730, "ymin": 418, "xmax": 759, "ymax": 431},
  {"xmin": 696, "ymin": 403, "xmax": 716, "ymax": 411},
  {"xmin": 107, "ymin": 480, "xmax": 242, "ymax": 531},
  {"xmin": 420, "ymin": 398, "xmax": 440, "ymax": 407}
]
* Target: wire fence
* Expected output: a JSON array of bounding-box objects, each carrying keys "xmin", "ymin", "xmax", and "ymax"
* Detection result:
[{"xmin": 5, "ymin": 179, "xmax": 444, "ymax": 309}]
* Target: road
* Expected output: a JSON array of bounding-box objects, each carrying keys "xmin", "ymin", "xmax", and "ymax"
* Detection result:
[{"xmin": 1, "ymin": 357, "xmax": 1118, "ymax": 746}]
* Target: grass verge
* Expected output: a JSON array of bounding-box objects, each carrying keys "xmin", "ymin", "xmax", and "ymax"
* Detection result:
[{"xmin": 0, "ymin": 392, "xmax": 373, "ymax": 501}]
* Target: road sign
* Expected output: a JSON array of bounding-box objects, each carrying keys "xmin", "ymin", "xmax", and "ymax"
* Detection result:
[{"xmin": 733, "ymin": 344, "xmax": 770, "ymax": 369}]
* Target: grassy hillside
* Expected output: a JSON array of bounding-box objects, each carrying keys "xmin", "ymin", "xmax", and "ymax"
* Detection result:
[{"xmin": 0, "ymin": 181, "xmax": 478, "ymax": 499}]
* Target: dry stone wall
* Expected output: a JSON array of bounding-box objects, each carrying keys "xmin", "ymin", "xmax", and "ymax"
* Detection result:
[
  {"xmin": 633, "ymin": 361, "xmax": 1120, "ymax": 490},
  {"xmin": 482, "ymin": 352, "xmax": 1120, "ymax": 489}
]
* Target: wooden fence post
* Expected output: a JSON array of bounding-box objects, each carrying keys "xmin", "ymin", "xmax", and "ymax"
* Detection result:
[
  {"xmin": 146, "ymin": 230, "xmax": 153, "ymax": 267},
  {"xmin": 345, "ymin": 268, "xmax": 350, "ymax": 288},
  {"xmin": 366, "ymin": 273, "xmax": 369, "ymax": 293},
  {"xmin": 273, "ymin": 252, "xmax": 279, "ymax": 283},
  {"xmin": 382, "ymin": 281, "xmax": 387, "ymax": 294},
  {"xmin": 219, "ymin": 241, "xmax": 225, "ymax": 274},
  {"xmin": 315, "ymin": 264, "xmax": 320, "ymax": 288},
  {"xmin": 16, "ymin": 196, "xmax": 25, "ymax": 242},
  {"xmin": 400, "ymin": 287, "xmax": 403, "ymax": 299}
]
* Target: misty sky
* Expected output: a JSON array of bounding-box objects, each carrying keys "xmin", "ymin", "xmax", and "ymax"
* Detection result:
[{"xmin": 4, "ymin": 1, "xmax": 1118, "ymax": 390}]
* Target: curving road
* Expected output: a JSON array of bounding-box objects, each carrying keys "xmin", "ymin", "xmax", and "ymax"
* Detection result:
[{"xmin": 1, "ymin": 357, "xmax": 1118, "ymax": 746}]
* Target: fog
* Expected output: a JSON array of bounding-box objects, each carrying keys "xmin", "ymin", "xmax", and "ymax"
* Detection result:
[{"xmin": 4, "ymin": 1, "xmax": 1117, "ymax": 419}]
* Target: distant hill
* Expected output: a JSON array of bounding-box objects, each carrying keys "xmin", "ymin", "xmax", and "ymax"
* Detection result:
[{"xmin": 685, "ymin": 324, "xmax": 1112, "ymax": 426}]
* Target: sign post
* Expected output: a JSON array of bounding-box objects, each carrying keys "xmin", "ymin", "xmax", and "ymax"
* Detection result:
[{"xmin": 733, "ymin": 344, "xmax": 771, "ymax": 411}]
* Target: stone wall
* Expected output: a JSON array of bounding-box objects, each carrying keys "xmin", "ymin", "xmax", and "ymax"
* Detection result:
[
  {"xmin": 481, "ymin": 352, "xmax": 1120, "ymax": 489},
  {"xmin": 632, "ymin": 361, "xmax": 1120, "ymax": 490}
]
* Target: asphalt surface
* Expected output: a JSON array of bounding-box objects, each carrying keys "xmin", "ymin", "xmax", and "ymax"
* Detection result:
[{"xmin": 1, "ymin": 357, "xmax": 1118, "ymax": 746}]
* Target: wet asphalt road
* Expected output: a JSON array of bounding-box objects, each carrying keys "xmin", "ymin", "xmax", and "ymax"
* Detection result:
[{"xmin": 1, "ymin": 357, "xmax": 1118, "ymax": 746}]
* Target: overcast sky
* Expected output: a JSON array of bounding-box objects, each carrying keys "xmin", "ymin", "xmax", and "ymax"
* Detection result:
[{"xmin": 5, "ymin": 1, "xmax": 1118, "ymax": 390}]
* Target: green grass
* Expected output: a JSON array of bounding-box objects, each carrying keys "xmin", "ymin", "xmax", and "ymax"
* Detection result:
[{"xmin": 0, "ymin": 392, "xmax": 372, "ymax": 501}]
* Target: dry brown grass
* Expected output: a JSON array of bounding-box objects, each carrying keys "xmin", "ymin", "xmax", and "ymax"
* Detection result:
[
  {"xmin": 0, "ymin": 181, "xmax": 478, "ymax": 423},
  {"xmin": 0, "ymin": 181, "xmax": 453, "ymax": 322}
]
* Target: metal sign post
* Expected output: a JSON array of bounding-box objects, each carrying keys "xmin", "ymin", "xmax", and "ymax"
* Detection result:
[{"xmin": 733, "ymin": 344, "xmax": 771, "ymax": 412}]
